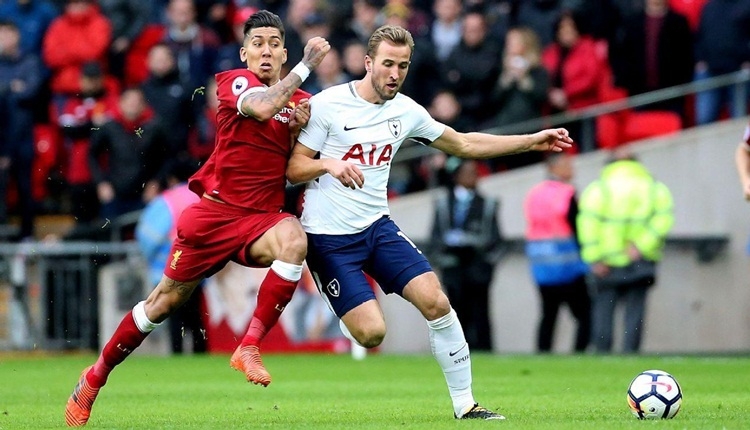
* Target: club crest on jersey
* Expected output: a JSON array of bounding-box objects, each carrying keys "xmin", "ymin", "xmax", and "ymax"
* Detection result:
[
  {"xmin": 232, "ymin": 76, "xmax": 249, "ymax": 95},
  {"xmin": 326, "ymin": 279, "xmax": 340, "ymax": 297},
  {"xmin": 388, "ymin": 119, "xmax": 402, "ymax": 138}
]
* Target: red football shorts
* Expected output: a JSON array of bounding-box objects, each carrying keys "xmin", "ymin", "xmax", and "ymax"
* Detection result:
[{"xmin": 162, "ymin": 197, "xmax": 294, "ymax": 282}]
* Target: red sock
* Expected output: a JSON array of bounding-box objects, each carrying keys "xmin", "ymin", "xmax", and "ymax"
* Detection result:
[
  {"xmin": 86, "ymin": 311, "xmax": 149, "ymax": 388},
  {"xmin": 241, "ymin": 269, "xmax": 298, "ymax": 347}
]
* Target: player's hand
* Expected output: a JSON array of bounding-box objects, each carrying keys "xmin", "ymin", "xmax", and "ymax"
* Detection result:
[
  {"xmin": 325, "ymin": 159, "xmax": 365, "ymax": 190},
  {"xmin": 530, "ymin": 128, "xmax": 574, "ymax": 152},
  {"xmin": 289, "ymin": 98, "xmax": 310, "ymax": 133},
  {"xmin": 301, "ymin": 36, "xmax": 331, "ymax": 70},
  {"xmin": 591, "ymin": 262, "xmax": 610, "ymax": 278}
]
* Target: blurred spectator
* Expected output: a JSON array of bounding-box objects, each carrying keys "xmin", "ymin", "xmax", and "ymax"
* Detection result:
[
  {"xmin": 577, "ymin": 147, "xmax": 674, "ymax": 353},
  {"xmin": 693, "ymin": 0, "xmax": 750, "ymax": 125},
  {"xmin": 97, "ymin": 0, "xmax": 152, "ymax": 81},
  {"xmin": 487, "ymin": 26, "xmax": 549, "ymax": 170},
  {"xmin": 346, "ymin": 0, "xmax": 384, "ymax": 44},
  {"xmin": 215, "ymin": 5, "xmax": 257, "ymax": 71},
  {"xmin": 187, "ymin": 76, "xmax": 217, "ymax": 163},
  {"xmin": 341, "ymin": 39, "xmax": 367, "ymax": 80},
  {"xmin": 281, "ymin": 0, "xmax": 321, "ymax": 71},
  {"xmin": 88, "ymin": 87, "xmax": 168, "ymax": 220},
  {"xmin": 516, "ymin": 0, "xmax": 563, "ymax": 47},
  {"xmin": 611, "ymin": 0, "xmax": 693, "ymax": 119},
  {"xmin": 0, "ymin": 20, "xmax": 45, "ymax": 240},
  {"xmin": 124, "ymin": 0, "xmax": 221, "ymax": 89},
  {"xmin": 41, "ymin": 0, "xmax": 111, "ymax": 96},
  {"xmin": 430, "ymin": 0, "xmax": 462, "ymax": 63},
  {"xmin": 427, "ymin": 89, "xmax": 472, "ymax": 132},
  {"xmin": 135, "ymin": 157, "xmax": 206, "ymax": 354},
  {"xmin": 51, "ymin": 62, "xmax": 119, "ymax": 222},
  {"xmin": 297, "ymin": 11, "xmax": 339, "ymax": 50},
  {"xmin": 194, "ymin": 0, "xmax": 232, "ymax": 43},
  {"xmin": 141, "ymin": 43, "xmax": 194, "ymax": 155},
  {"xmin": 160, "ymin": 0, "xmax": 222, "ymax": 91},
  {"xmin": 541, "ymin": 10, "xmax": 608, "ymax": 142},
  {"xmin": 440, "ymin": 10, "xmax": 501, "ymax": 130},
  {"xmin": 429, "ymin": 159, "xmax": 503, "ymax": 351},
  {"xmin": 302, "ymin": 46, "xmax": 349, "ymax": 94},
  {"xmin": 381, "ymin": 0, "xmax": 439, "ymax": 105},
  {"xmin": 523, "ymin": 153, "xmax": 590, "ymax": 353},
  {"xmin": 383, "ymin": 0, "xmax": 430, "ymax": 37},
  {"xmin": 0, "ymin": 0, "xmax": 58, "ymax": 57}
]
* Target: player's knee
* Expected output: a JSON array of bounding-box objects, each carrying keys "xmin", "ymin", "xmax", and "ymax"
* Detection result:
[
  {"xmin": 279, "ymin": 223, "xmax": 307, "ymax": 260},
  {"xmin": 353, "ymin": 324, "xmax": 386, "ymax": 348},
  {"xmin": 420, "ymin": 290, "xmax": 451, "ymax": 321}
]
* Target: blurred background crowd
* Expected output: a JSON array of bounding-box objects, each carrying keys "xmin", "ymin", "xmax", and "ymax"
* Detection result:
[{"xmin": 0, "ymin": 0, "xmax": 748, "ymax": 242}]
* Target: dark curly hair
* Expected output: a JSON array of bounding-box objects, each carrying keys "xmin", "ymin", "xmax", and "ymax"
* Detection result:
[{"xmin": 243, "ymin": 10, "xmax": 285, "ymax": 41}]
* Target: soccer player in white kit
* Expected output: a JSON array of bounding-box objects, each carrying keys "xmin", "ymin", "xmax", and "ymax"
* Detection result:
[{"xmin": 287, "ymin": 25, "xmax": 573, "ymax": 420}]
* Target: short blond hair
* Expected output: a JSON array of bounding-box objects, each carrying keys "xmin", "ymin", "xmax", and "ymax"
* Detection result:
[{"xmin": 366, "ymin": 25, "xmax": 414, "ymax": 59}]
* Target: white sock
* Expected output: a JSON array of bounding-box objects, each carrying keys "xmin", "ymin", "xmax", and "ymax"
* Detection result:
[
  {"xmin": 132, "ymin": 301, "xmax": 160, "ymax": 333},
  {"xmin": 270, "ymin": 260, "xmax": 303, "ymax": 282},
  {"xmin": 427, "ymin": 308, "xmax": 475, "ymax": 417}
]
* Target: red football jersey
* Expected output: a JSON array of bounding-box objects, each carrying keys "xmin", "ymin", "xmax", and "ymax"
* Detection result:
[{"xmin": 189, "ymin": 69, "xmax": 310, "ymax": 211}]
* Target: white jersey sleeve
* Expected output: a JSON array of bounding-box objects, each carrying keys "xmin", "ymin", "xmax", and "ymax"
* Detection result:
[
  {"xmin": 298, "ymin": 94, "xmax": 331, "ymax": 152},
  {"xmin": 407, "ymin": 103, "xmax": 446, "ymax": 144}
]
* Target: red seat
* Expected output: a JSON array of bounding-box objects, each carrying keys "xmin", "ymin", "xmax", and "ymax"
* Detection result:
[
  {"xmin": 623, "ymin": 110, "xmax": 682, "ymax": 142},
  {"xmin": 595, "ymin": 83, "xmax": 682, "ymax": 147}
]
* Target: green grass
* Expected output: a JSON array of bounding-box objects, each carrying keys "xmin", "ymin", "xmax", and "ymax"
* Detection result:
[{"xmin": 1, "ymin": 352, "xmax": 749, "ymax": 429}]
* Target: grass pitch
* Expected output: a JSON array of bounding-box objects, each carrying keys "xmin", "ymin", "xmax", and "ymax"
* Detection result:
[{"xmin": 1, "ymin": 352, "xmax": 748, "ymax": 429}]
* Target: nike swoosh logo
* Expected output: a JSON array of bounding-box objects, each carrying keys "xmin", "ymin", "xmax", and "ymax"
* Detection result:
[
  {"xmin": 343, "ymin": 119, "xmax": 391, "ymax": 131},
  {"xmin": 449, "ymin": 343, "xmax": 467, "ymax": 357}
]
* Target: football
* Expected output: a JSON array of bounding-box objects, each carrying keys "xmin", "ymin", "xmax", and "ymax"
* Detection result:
[{"xmin": 627, "ymin": 369, "xmax": 682, "ymax": 419}]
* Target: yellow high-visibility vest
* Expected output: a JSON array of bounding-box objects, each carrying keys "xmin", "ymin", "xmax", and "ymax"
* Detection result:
[{"xmin": 576, "ymin": 160, "xmax": 674, "ymax": 267}]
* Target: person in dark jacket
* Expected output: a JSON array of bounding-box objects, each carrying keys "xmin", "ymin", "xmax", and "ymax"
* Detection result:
[
  {"xmin": 611, "ymin": 0, "xmax": 694, "ymax": 118},
  {"xmin": 693, "ymin": 0, "xmax": 750, "ymax": 125},
  {"xmin": 88, "ymin": 87, "xmax": 168, "ymax": 220},
  {"xmin": 140, "ymin": 42, "xmax": 194, "ymax": 155},
  {"xmin": 429, "ymin": 159, "xmax": 504, "ymax": 351},
  {"xmin": 440, "ymin": 10, "xmax": 501, "ymax": 131},
  {"xmin": 0, "ymin": 20, "xmax": 45, "ymax": 240}
]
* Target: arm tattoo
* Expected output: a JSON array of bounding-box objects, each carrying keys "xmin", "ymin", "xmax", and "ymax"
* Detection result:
[
  {"xmin": 243, "ymin": 73, "xmax": 303, "ymax": 118},
  {"xmin": 163, "ymin": 278, "xmax": 198, "ymax": 299}
]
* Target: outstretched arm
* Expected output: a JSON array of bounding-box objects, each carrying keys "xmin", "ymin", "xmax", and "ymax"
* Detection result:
[
  {"xmin": 736, "ymin": 142, "xmax": 750, "ymax": 201},
  {"xmin": 240, "ymin": 37, "xmax": 330, "ymax": 121},
  {"xmin": 430, "ymin": 126, "xmax": 573, "ymax": 159}
]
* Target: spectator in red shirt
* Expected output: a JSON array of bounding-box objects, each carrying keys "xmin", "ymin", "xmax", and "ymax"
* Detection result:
[
  {"xmin": 51, "ymin": 62, "xmax": 119, "ymax": 223},
  {"xmin": 542, "ymin": 10, "xmax": 608, "ymax": 142},
  {"xmin": 41, "ymin": 0, "xmax": 111, "ymax": 97}
]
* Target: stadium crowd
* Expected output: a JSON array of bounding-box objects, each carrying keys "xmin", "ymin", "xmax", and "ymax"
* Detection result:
[{"xmin": 0, "ymin": 0, "xmax": 748, "ymax": 241}]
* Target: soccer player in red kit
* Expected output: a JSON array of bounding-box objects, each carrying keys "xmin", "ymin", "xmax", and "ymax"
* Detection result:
[{"xmin": 64, "ymin": 10, "xmax": 330, "ymax": 427}]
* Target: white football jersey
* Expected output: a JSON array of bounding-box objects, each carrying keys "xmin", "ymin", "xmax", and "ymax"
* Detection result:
[{"xmin": 297, "ymin": 82, "xmax": 446, "ymax": 234}]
